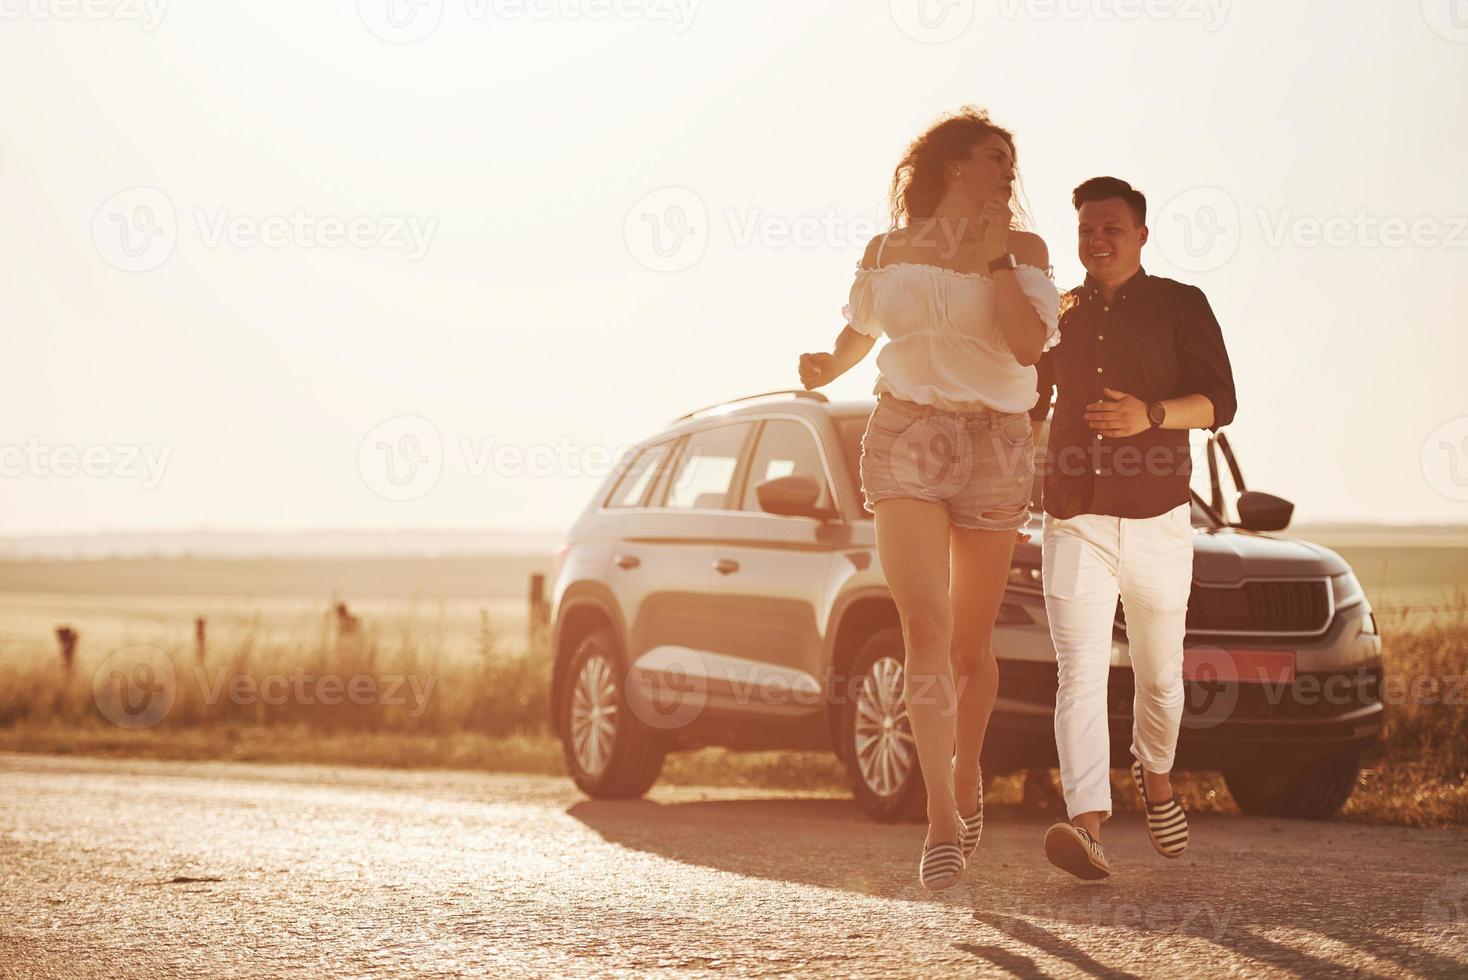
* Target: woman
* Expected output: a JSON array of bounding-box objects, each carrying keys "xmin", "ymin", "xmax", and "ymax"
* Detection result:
[{"xmin": 797, "ymin": 107, "xmax": 1060, "ymax": 891}]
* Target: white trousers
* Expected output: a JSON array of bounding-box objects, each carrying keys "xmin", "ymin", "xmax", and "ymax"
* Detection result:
[{"xmin": 1041, "ymin": 501, "xmax": 1194, "ymax": 820}]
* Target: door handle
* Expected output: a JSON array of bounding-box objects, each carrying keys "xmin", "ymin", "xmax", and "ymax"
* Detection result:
[
  {"xmin": 614, "ymin": 554, "xmax": 640, "ymax": 570},
  {"xmin": 712, "ymin": 558, "xmax": 740, "ymax": 575}
]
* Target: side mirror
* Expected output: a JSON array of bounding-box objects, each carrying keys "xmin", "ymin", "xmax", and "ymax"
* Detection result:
[
  {"xmin": 755, "ymin": 474, "xmax": 833, "ymax": 519},
  {"xmin": 1235, "ymin": 490, "xmax": 1293, "ymax": 532}
]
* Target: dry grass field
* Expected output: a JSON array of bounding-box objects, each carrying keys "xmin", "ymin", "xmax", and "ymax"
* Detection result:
[{"xmin": 0, "ymin": 529, "xmax": 1463, "ymax": 826}]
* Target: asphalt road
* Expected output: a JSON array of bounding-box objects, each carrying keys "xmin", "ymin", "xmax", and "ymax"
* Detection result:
[{"xmin": 2, "ymin": 754, "xmax": 1466, "ymax": 978}]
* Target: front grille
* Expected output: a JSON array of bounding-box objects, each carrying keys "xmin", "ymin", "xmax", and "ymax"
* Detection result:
[{"xmin": 1115, "ymin": 579, "xmax": 1330, "ymax": 636}]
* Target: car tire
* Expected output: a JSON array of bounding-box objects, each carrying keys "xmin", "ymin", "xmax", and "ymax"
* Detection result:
[
  {"xmin": 557, "ymin": 627, "xmax": 666, "ymax": 799},
  {"xmin": 1222, "ymin": 749, "xmax": 1361, "ymax": 820},
  {"xmin": 839, "ymin": 626, "xmax": 927, "ymax": 822}
]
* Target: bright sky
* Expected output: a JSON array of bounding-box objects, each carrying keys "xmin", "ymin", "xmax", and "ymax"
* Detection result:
[{"xmin": 3, "ymin": 0, "xmax": 1467, "ymax": 536}]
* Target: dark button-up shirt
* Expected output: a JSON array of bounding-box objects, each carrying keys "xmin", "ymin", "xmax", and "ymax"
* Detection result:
[{"xmin": 1031, "ymin": 268, "xmax": 1237, "ymax": 520}]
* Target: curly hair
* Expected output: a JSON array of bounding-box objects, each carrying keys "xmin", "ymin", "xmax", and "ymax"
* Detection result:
[{"xmin": 887, "ymin": 105, "xmax": 1030, "ymax": 231}]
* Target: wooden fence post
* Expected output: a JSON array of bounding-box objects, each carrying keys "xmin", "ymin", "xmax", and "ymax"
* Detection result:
[
  {"xmin": 55, "ymin": 627, "xmax": 77, "ymax": 672},
  {"xmin": 528, "ymin": 573, "xmax": 549, "ymax": 642}
]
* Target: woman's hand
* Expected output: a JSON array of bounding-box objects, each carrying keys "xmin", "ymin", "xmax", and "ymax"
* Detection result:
[
  {"xmin": 979, "ymin": 197, "xmax": 1013, "ymax": 261},
  {"xmin": 798, "ymin": 352, "xmax": 836, "ymax": 390}
]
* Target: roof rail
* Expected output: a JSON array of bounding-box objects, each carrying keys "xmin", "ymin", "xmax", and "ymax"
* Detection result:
[{"xmin": 669, "ymin": 388, "xmax": 829, "ymax": 425}]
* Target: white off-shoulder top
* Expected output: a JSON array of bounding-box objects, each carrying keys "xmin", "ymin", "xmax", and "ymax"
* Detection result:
[{"xmin": 842, "ymin": 231, "xmax": 1062, "ymax": 413}]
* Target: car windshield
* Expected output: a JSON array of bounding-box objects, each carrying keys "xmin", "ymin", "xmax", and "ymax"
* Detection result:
[{"xmin": 834, "ymin": 413, "xmax": 1221, "ymax": 528}]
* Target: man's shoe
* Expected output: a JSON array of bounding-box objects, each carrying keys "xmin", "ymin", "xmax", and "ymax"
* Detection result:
[
  {"xmin": 1131, "ymin": 760, "xmax": 1188, "ymax": 857},
  {"xmin": 1044, "ymin": 822, "xmax": 1112, "ymax": 880}
]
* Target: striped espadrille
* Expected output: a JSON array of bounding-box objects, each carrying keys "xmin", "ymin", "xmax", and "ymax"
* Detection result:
[
  {"xmin": 958, "ymin": 766, "xmax": 983, "ymax": 861},
  {"xmin": 1131, "ymin": 760, "xmax": 1188, "ymax": 858},
  {"xmin": 1043, "ymin": 822, "xmax": 1111, "ymax": 880},
  {"xmin": 919, "ymin": 812, "xmax": 965, "ymax": 891}
]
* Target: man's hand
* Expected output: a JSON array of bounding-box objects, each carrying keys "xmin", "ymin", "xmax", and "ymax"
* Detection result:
[
  {"xmin": 798, "ymin": 352, "xmax": 837, "ymax": 390},
  {"xmin": 1086, "ymin": 387, "xmax": 1150, "ymax": 438}
]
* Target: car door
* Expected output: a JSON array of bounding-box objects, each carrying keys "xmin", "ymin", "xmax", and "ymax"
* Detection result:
[
  {"xmin": 610, "ymin": 421, "xmax": 757, "ymax": 726},
  {"xmin": 702, "ymin": 415, "xmax": 847, "ymax": 721}
]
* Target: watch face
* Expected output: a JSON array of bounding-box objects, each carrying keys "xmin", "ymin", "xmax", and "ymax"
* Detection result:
[{"xmin": 1149, "ymin": 402, "xmax": 1166, "ymax": 425}]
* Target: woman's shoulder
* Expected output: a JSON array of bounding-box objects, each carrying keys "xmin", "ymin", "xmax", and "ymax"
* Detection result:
[{"xmin": 857, "ymin": 230, "xmax": 900, "ymax": 271}]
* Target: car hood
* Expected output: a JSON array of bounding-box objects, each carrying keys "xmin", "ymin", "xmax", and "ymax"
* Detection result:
[{"xmin": 1188, "ymin": 527, "xmax": 1349, "ymax": 583}]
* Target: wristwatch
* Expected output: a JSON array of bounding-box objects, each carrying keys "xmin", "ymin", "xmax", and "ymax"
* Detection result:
[
  {"xmin": 1147, "ymin": 401, "xmax": 1167, "ymax": 429},
  {"xmin": 987, "ymin": 253, "xmax": 1017, "ymax": 273}
]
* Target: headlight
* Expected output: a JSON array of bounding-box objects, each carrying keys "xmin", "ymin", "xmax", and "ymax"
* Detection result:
[{"xmin": 1330, "ymin": 571, "xmax": 1365, "ymax": 609}]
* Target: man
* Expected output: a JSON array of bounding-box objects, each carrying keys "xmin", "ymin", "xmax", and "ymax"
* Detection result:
[{"xmin": 1031, "ymin": 177, "xmax": 1237, "ymax": 879}]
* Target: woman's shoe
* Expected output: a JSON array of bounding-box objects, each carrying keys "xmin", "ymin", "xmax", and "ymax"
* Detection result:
[
  {"xmin": 1043, "ymin": 822, "xmax": 1112, "ymax": 880},
  {"xmin": 919, "ymin": 811, "xmax": 966, "ymax": 892},
  {"xmin": 1131, "ymin": 760, "xmax": 1188, "ymax": 858},
  {"xmin": 958, "ymin": 766, "xmax": 983, "ymax": 861}
]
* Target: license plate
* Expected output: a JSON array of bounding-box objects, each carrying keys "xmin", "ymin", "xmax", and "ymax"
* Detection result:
[{"xmin": 1183, "ymin": 647, "xmax": 1296, "ymax": 684}]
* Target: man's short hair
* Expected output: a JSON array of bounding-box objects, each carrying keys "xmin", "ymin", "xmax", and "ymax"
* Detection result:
[{"xmin": 1072, "ymin": 177, "xmax": 1146, "ymax": 226}]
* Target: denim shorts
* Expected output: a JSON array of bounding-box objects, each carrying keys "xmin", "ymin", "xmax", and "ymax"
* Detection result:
[{"xmin": 858, "ymin": 393, "xmax": 1036, "ymax": 531}]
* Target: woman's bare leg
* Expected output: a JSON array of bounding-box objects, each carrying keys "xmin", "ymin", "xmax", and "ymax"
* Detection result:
[
  {"xmin": 949, "ymin": 524, "xmax": 1020, "ymax": 816},
  {"xmin": 872, "ymin": 497, "xmax": 961, "ymax": 844}
]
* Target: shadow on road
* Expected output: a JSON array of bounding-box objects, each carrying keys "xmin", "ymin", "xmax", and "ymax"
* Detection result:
[{"xmin": 569, "ymin": 794, "xmax": 1468, "ymax": 977}]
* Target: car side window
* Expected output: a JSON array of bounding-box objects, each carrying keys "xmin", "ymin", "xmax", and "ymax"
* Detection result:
[
  {"xmin": 739, "ymin": 419, "xmax": 833, "ymax": 513},
  {"xmin": 661, "ymin": 423, "xmax": 752, "ymax": 511},
  {"xmin": 604, "ymin": 440, "xmax": 672, "ymax": 509}
]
